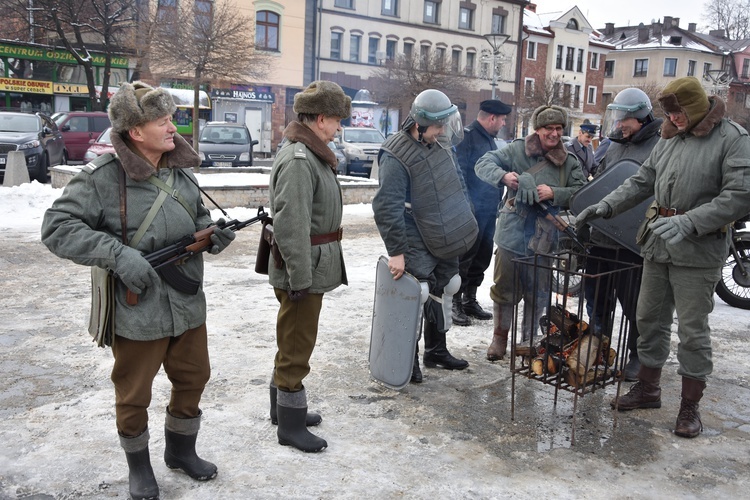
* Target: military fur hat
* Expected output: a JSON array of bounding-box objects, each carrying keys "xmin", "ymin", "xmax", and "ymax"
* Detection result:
[
  {"xmin": 531, "ymin": 105, "xmax": 568, "ymax": 130},
  {"xmin": 108, "ymin": 81, "xmax": 177, "ymax": 133},
  {"xmin": 658, "ymin": 76, "xmax": 710, "ymax": 129},
  {"xmin": 293, "ymin": 81, "xmax": 352, "ymax": 119}
]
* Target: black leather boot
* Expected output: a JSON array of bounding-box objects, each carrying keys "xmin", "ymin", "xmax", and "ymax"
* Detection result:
[
  {"xmin": 463, "ymin": 286, "xmax": 492, "ymax": 320},
  {"xmin": 120, "ymin": 429, "xmax": 159, "ymax": 500},
  {"xmin": 423, "ymin": 320, "xmax": 469, "ymax": 370},
  {"xmin": 164, "ymin": 408, "xmax": 217, "ymax": 481},
  {"xmin": 411, "ymin": 345, "xmax": 423, "ymax": 383},
  {"xmin": 451, "ymin": 294, "xmax": 471, "ymax": 326},
  {"xmin": 277, "ymin": 387, "xmax": 327, "ymax": 452},
  {"xmin": 270, "ymin": 379, "xmax": 322, "ymax": 426}
]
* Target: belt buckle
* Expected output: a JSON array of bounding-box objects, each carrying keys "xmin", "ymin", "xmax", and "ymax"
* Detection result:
[{"xmin": 337, "ymin": 227, "xmax": 343, "ymax": 241}]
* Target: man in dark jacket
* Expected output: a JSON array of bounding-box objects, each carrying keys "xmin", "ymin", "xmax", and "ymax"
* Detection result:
[
  {"xmin": 452, "ymin": 99, "xmax": 512, "ymax": 327},
  {"xmin": 576, "ymin": 77, "xmax": 750, "ymax": 438},
  {"xmin": 566, "ymin": 123, "xmax": 598, "ymax": 178},
  {"xmin": 373, "ymin": 89, "xmax": 478, "ymax": 383},
  {"xmin": 42, "ymin": 82, "xmax": 235, "ymax": 499}
]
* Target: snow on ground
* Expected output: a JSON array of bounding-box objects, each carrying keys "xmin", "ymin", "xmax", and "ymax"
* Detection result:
[{"xmin": 1, "ymin": 181, "xmax": 749, "ymax": 499}]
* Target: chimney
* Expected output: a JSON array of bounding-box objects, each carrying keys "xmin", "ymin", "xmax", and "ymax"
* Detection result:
[
  {"xmin": 688, "ymin": 23, "xmax": 697, "ymax": 32},
  {"xmin": 526, "ymin": 2, "xmax": 537, "ymax": 13},
  {"xmin": 664, "ymin": 16, "xmax": 673, "ymax": 28},
  {"xmin": 709, "ymin": 29, "xmax": 726, "ymax": 38},
  {"xmin": 673, "ymin": 17, "xmax": 680, "ymax": 27},
  {"xmin": 653, "ymin": 22, "xmax": 662, "ymax": 36},
  {"xmin": 638, "ymin": 23, "xmax": 649, "ymax": 43},
  {"xmin": 605, "ymin": 23, "xmax": 614, "ymax": 36}
]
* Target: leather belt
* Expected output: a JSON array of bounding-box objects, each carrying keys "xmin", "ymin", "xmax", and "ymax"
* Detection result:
[
  {"xmin": 310, "ymin": 227, "xmax": 343, "ymax": 245},
  {"xmin": 658, "ymin": 207, "xmax": 685, "ymax": 217}
]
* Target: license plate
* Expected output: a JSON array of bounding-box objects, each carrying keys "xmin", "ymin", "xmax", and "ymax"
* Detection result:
[
  {"xmin": 0, "ymin": 157, "xmax": 5, "ymax": 164},
  {"xmin": 212, "ymin": 161, "xmax": 232, "ymax": 167}
]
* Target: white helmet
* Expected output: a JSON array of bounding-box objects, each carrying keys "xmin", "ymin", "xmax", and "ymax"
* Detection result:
[{"xmin": 409, "ymin": 89, "xmax": 464, "ymax": 148}]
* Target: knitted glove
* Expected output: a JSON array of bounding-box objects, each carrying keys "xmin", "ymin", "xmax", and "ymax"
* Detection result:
[
  {"xmin": 114, "ymin": 246, "xmax": 160, "ymax": 295},
  {"xmin": 574, "ymin": 202, "xmax": 612, "ymax": 228},
  {"xmin": 288, "ymin": 288, "xmax": 310, "ymax": 302},
  {"xmin": 651, "ymin": 214, "xmax": 695, "ymax": 245},
  {"xmin": 516, "ymin": 172, "xmax": 539, "ymax": 205},
  {"xmin": 209, "ymin": 219, "xmax": 236, "ymax": 254}
]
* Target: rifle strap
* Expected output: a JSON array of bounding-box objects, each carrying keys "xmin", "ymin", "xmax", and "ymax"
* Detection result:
[
  {"xmin": 130, "ymin": 169, "xmax": 176, "ymax": 249},
  {"xmin": 118, "ymin": 161, "xmax": 128, "ymax": 246},
  {"xmin": 146, "ymin": 172, "xmax": 197, "ymax": 221}
]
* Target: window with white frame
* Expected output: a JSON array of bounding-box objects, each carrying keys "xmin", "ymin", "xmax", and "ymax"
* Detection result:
[
  {"xmin": 590, "ymin": 52, "xmax": 599, "ymax": 70},
  {"xmin": 465, "ymin": 51, "xmax": 475, "ymax": 76},
  {"xmin": 386, "ymin": 39, "xmax": 397, "ymax": 60},
  {"xmin": 687, "ymin": 60, "xmax": 696, "ymax": 76},
  {"xmin": 556, "ymin": 45, "xmax": 563, "ymax": 69},
  {"xmin": 350, "ymin": 34, "xmax": 361, "ymax": 62},
  {"xmin": 526, "ymin": 40, "xmax": 536, "ymax": 60},
  {"xmin": 703, "ymin": 62, "xmax": 712, "ymax": 77},
  {"xmin": 492, "ymin": 12, "xmax": 506, "ymax": 34},
  {"xmin": 368, "ymin": 37, "xmax": 379, "ymax": 64},
  {"xmin": 524, "ymin": 78, "xmax": 534, "ymax": 97},
  {"xmin": 424, "ymin": 1, "xmax": 439, "ymax": 24},
  {"xmin": 664, "ymin": 58, "xmax": 677, "ymax": 77},
  {"xmin": 452, "ymin": 49, "xmax": 461, "ymax": 73},
  {"xmin": 404, "ymin": 41, "xmax": 414, "ymax": 59},
  {"xmin": 459, "ymin": 6, "xmax": 473, "ymax": 30},
  {"xmin": 604, "ymin": 60, "xmax": 614, "ymax": 77},
  {"xmin": 255, "ymin": 11, "xmax": 279, "ymax": 51},
  {"xmin": 634, "ymin": 58, "xmax": 648, "ymax": 77},
  {"xmin": 335, "ymin": 0, "xmax": 353, "ymax": 8},
  {"xmin": 330, "ymin": 31, "xmax": 342, "ymax": 60},
  {"xmin": 577, "ymin": 49, "xmax": 584, "ymax": 72},
  {"xmin": 587, "ymin": 86, "xmax": 597, "ymax": 104},
  {"xmin": 574, "ymin": 85, "xmax": 581, "ymax": 108},
  {"xmin": 382, "ymin": 0, "xmax": 397, "ymax": 16}
]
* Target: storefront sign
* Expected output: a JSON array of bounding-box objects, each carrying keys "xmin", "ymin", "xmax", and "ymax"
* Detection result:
[
  {"xmin": 0, "ymin": 78, "xmax": 53, "ymax": 94},
  {"xmin": 0, "ymin": 43, "xmax": 129, "ymax": 68},
  {"xmin": 54, "ymin": 83, "xmax": 90, "ymax": 95},
  {"xmin": 211, "ymin": 87, "xmax": 275, "ymax": 103}
]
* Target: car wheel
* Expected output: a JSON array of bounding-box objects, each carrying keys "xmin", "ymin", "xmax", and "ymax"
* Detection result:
[
  {"xmin": 60, "ymin": 150, "xmax": 68, "ymax": 165},
  {"xmin": 34, "ymin": 153, "xmax": 49, "ymax": 183}
]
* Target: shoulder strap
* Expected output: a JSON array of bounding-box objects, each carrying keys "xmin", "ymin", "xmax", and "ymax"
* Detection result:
[
  {"xmin": 118, "ymin": 162, "xmax": 128, "ymax": 246},
  {"xmin": 130, "ymin": 169, "xmax": 176, "ymax": 249},
  {"xmin": 146, "ymin": 171, "xmax": 197, "ymax": 221}
]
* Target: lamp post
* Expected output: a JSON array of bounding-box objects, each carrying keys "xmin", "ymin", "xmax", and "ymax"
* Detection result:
[{"xmin": 483, "ymin": 33, "xmax": 510, "ymax": 100}]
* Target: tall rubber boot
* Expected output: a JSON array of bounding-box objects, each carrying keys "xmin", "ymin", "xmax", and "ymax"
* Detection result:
[
  {"xmin": 270, "ymin": 378, "xmax": 322, "ymax": 426},
  {"xmin": 610, "ymin": 365, "xmax": 662, "ymax": 411},
  {"xmin": 164, "ymin": 408, "xmax": 218, "ymax": 481},
  {"xmin": 422, "ymin": 320, "xmax": 469, "ymax": 370},
  {"xmin": 277, "ymin": 387, "xmax": 327, "ymax": 453},
  {"xmin": 451, "ymin": 294, "xmax": 471, "ymax": 326},
  {"xmin": 463, "ymin": 285, "xmax": 492, "ymax": 320},
  {"xmin": 411, "ymin": 344, "xmax": 423, "ymax": 383},
  {"xmin": 487, "ymin": 302, "xmax": 510, "ymax": 361},
  {"xmin": 120, "ymin": 429, "xmax": 159, "ymax": 500},
  {"xmin": 674, "ymin": 377, "xmax": 706, "ymax": 438}
]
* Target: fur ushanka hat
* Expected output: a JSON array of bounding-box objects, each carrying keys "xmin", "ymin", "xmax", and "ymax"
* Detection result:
[
  {"xmin": 658, "ymin": 76, "xmax": 710, "ymax": 130},
  {"xmin": 531, "ymin": 105, "xmax": 568, "ymax": 130},
  {"xmin": 293, "ymin": 81, "xmax": 352, "ymax": 119},
  {"xmin": 108, "ymin": 81, "xmax": 177, "ymax": 133}
]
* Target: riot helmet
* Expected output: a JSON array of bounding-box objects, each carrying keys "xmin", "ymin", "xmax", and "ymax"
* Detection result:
[
  {"xmin": 408, "ymin": 89, "xmax": 464, "ymax": 148},
  {"xmin": 602, "ymin": 88, "xmax": 654, "ymax": 142}
]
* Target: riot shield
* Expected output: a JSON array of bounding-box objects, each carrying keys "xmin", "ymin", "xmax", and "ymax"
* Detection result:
[
  {"xmin": 569, "ymin": 159, "xmax": 653, "ymax": 254},
  {"xmin": 369, "ymin": 256, "xmax": 427, "ymax": 390}
]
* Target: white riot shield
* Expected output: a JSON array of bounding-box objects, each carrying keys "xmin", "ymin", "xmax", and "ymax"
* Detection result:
[{"xmin": 369, "ymin": 256, "xmax": 426, "ymax": 390}]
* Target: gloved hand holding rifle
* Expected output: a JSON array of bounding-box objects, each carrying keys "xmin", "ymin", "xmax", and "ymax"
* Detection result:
[{"xmin": 534, "ymin": 200, "xmax": 588, "ymax": 253}]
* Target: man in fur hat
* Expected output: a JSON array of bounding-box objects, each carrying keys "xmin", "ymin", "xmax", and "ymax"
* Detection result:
[
  {"xmin": 475, "ymin": 105, "xmax": 585, "ymax": 361},
  {"xmin": 42, "ymin": 82, "xmax": 234, "ymax": 499},
  {"xmin": 576, "ymin": 76, "xmax": 750, "ymax": 438},
  {"xmin": 266, "ymin": 80, "xmax": 350, "ymax": 453}
]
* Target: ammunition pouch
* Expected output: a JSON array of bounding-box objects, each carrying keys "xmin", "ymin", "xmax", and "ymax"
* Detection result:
[{"xmin": 88, "ymin": 266, "xmax": 115, "ymax": 348}]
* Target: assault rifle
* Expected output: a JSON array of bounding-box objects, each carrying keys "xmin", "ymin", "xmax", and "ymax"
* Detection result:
[
  {"xmin": 126, "ymin": 206, "xmax": 269, "ymax": 305},
  {"xmin": 534, "ymin": 200, "xmax": 587, "ymax": 253}
]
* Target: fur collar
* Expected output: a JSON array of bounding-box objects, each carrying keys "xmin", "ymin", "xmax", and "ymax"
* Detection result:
[
  {"xmin": 283, "ymin": 121, "xmax": 337, "ymax": 171},
  {"xmin": 111, "ymin": 131, "xmax": 201, "ymax": 182},
  {"xmin": 661, "ymin": 96, "xmax": 725, "ymax": 139},
  {"xmin": 524, "ymin": 132, "xmax": 569, "ymax": 166}
]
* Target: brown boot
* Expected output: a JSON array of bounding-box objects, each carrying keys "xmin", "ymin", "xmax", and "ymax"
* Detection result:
[
  {"xmin": 674, "ymin": 377, "xmax": 706, "ymax": 438},
  {"xmin": 487, "ymin": 302, "xmax": 509, "ymax": 361},
  {"xmin": 610, "ymin": 365, "xmax": 662, "ymax": 411}
]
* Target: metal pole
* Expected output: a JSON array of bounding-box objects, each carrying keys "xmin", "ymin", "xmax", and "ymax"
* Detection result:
[{"xmin": 491, "ymin": 51, "xmax": 497, "ymax": 100}]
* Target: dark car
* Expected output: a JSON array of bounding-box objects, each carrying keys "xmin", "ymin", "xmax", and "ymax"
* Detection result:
[
  {"xmin": 198, "ymin": 122, "xmax": 258, "ymax": 167},
  {"xmin": 52, "ymin": 111, "xmax": 111, "ymax": 162},
  {"xmin": 277, "ymin": 138, "xmax": 347, "ymax": 175},
  {"xmin": 0, "ymin": 112, "xmax": 67, "ymax": 183}
]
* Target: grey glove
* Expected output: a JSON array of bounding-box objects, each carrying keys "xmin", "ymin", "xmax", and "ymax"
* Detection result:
[
  {"xmin": 288, "ymin": 288, "xmax": 310, "ymax": 302},
  {"xmin": 114, "ymin": 246, "xmax": 160, "ymax": 295},
  {"xmin": 574, "ymin": 202, "xmax": 612, "ymax": 228},
  {"xmin": 650, "ymin": 214, "xmax": 695, "ymax": 245},
  {"xmin": 516, "ymin": 172, "xmax": 539, "ymax": 205},
  {"xmin": 209, "ymin": 218, "xmax": 236, "ymax": 254}
]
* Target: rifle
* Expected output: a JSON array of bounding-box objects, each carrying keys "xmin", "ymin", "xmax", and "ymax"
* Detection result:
[
  {"xmin": 534, "ymin": 200, "xmax": 588, "ymax": 253},
  {"xmin": 126, "ymin": 206, "xmax": 269, "ymax": 305}
]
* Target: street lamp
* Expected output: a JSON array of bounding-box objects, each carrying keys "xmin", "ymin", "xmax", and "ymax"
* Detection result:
[{"xmin": 483, "ymin": 33, "xmax": 510, "ymax": 99}]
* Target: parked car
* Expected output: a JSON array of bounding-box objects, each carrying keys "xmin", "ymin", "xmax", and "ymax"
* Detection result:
[
  {"xmin": 277, "ymin": 138, "xmax": 347, "ymax": 175},
  {"xmin": 335, "ymin": 127, "xmax": 385, "ymax": 178},
  {"xmin": 0, "ymin": 111, "xmax": 66, "ymax": 183},
  {"xmin": 198, "ymin": 122, "xmax": 258, "ymax": 167},
  {"xmin": 83, "ymin": 127, "xmax": 115, "ymax": 162},
  {"xmin": 52, "ymin": 111, "xmax": 111, "ymax": 162}
]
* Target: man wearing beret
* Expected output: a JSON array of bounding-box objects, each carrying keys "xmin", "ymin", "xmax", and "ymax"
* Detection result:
[
  {"xmin": 42, "ymin": 82, "xmax": 234, "ymax": 498},
  {"xmin": 476, "ymin": 105, "xmax": 585, "ymax": 361},
  {"xmin": 566, "ymin": 122, "xmax": 598, "ymax": 178},
  {"xmin": 267, "ymin": 80, "xmax": 350, "ymax": 452},
  {"xmin": 576, "ymin": 76, "xmax": 750, "ymax": 438},
  {"xmin": 452, "ymin": 99, "xmax": 512, "ymax": 327}
]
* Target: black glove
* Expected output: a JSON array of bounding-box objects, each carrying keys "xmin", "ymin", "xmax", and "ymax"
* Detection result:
[
  {"xmin": 114, "ymin": 246, "xmax": 160, "ymax": 295},
  {"xmin": 209, "ymin": 218, "xmax": 236, "ymax": 254},
  {"xmin": 287, "ymin": 288, "xmax": 310, "ymax": 302}
]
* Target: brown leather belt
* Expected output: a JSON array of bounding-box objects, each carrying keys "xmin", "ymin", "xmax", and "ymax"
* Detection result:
[
  {"xmin": 310, "ymin": 227, "xmax": 343, "ymax": 245},
  {"xmin": 658, "ymin": 207, "xmax": 685, "ymax": 217}
]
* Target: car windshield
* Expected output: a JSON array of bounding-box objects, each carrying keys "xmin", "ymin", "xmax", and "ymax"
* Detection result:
[
  {"xmin": 200, "ymin": 126, "xmax": 249, "ymax": 144},
  {"xmin": 0, "ymin": 114, "xmax": 39, "ymax": 133},
  {"xmin": 343, "ymin": 128, "xmax": 384, "ymax": 143},
  {"xmin": 96, "ymin": 128, "xmax": 112, "ymax": 144}
]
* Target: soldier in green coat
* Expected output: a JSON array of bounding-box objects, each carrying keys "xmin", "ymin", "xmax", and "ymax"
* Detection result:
[
  {"xmin": 576, "ymin": 77, "xmax": 750, "ymax": 438},
  {"xmin": 267, "ymin": 81, "xmax": 350, "ymax": 453},
  {"xmin": 41, "ymin": 82, "xmax": 235, "ymax": 499}
]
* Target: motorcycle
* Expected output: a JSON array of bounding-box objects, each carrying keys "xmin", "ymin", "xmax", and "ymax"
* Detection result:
[{"xmin": 717, "ymin": 218, "xmax": 750, "ymax": 310}]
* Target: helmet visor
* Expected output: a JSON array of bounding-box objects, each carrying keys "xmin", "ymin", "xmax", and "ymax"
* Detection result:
[
  {"xmin": 435, "ymin": 111, "xmax": 464, "ymax": 149},
  {"xmin": 602, "ymin": 107, "xmax": 635, "ymax": 142}
]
